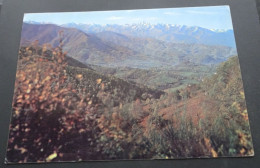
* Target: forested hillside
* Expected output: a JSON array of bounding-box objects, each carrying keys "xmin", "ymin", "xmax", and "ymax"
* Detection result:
[{"xmin": 6, "ymin": 43, "xmax": 253, "ymax": 163}]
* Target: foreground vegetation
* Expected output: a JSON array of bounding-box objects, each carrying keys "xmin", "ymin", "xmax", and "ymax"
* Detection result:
[{"xmin": 6, "ymin": 42, "xmax": 253, "ymax": 163}]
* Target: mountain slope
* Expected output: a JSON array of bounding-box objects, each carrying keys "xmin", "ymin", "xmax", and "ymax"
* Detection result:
[
  {"xmin": 94, "ymin": 31, "xmax": 236, "ymax": 66},
  {"xmin": 21, "ymin": 23, "xmax": 135, "ymax": 64}
]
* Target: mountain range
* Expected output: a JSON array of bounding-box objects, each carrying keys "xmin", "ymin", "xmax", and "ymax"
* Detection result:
[
  {"xmin": 61, "ymin": 22, "xmax": 237, "ymax": 48},
  {"xmin": 21, "ymin": 23, "xmax": 237, "ymax": 68}
]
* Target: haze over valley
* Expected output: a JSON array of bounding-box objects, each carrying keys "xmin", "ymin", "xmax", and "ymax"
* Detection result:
[{"xmin": 21, "ymin": 22, "xmax": 237, "ymax": 90}]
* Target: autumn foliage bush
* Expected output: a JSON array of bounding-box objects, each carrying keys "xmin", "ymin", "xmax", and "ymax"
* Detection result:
[{"xmin": 7, "ymin": 39, "xmax": 102, "ymax": 162}]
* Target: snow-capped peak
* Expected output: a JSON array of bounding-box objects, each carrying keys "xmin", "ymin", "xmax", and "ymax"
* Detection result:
[{"xmin": 210, "ymin": 29, "xmax": 229, "ymax": 33}]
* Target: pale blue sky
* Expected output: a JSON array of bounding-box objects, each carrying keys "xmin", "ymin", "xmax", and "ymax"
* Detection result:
[{"xmin": 24, "ymin": 5, "xmax": 233, "ymax": 30}]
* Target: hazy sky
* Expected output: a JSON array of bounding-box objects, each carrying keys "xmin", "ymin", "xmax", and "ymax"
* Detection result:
[{"xmin": 24, "ymin": 5, "xmax": 234, "ymax": 30}]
